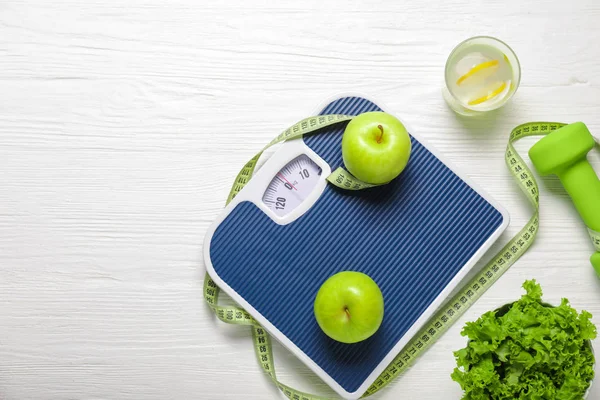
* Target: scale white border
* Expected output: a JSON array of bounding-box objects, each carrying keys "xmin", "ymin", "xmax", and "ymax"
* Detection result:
[{"xmin": 203, "ymin": 93, "xmax": 510, "ymax": 400}]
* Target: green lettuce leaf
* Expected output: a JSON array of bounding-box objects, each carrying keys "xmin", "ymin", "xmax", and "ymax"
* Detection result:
[{"xmin": 452, "ymin": 280, "xmax": 597, "ymax": 399}]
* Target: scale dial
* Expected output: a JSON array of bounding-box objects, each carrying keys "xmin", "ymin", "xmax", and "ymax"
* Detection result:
[{"xmin": 262, "ymin": 154, "xmax": 323, "ymax": 217}]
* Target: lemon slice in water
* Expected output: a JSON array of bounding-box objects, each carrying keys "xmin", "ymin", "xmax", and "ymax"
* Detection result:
[
  {"xmin": 456, "ymin": 59, "xmax": 499, "ymax": 86},
  {"xmin": 468, "ymin": 82, "xmax": 507, "ymax": 106}
]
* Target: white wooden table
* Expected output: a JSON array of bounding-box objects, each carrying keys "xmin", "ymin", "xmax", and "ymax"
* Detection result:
[{"xmin": 2, "ymin": 1, "xmax": 600, "ymax": 399}]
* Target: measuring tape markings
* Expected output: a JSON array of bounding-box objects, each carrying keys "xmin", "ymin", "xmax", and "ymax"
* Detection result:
[
  {"xmin": 590, "ymin": 229, "xmax": 600, "ymax": 252},
  {"xmin": 205, "ymin": 120, "xmax": 598, "ymax": 400},
  {"xmin": 588, "ymin": 124, "xmax": 600, "ymax": 252},
  {"xmin": 329, "ymin": 167, "xmax": 378, "ymax": 190}
]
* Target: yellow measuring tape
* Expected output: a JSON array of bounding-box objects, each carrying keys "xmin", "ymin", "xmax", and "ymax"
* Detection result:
[{"xmin": 204, "ymin": 119, "xmax": 600, "ymax": 399}]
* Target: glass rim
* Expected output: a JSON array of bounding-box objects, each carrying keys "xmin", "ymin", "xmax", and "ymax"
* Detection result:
[{"xmin": 444, "ymin": 36, "xmax": 522, "ymax": 111}]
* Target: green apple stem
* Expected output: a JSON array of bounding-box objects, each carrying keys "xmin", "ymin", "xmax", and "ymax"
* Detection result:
[
  {"xmin": 377, "ymin": 124, "xmax": 384, "ymax": 143},
  {"xmin": 344, "ymin": 307, "xmax": 350, "ymax": 319}
]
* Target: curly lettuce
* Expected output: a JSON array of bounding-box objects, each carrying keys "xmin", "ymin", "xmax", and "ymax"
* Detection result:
[{"xmin": 452, "ymin": 280, "xmax": 596, "ymax": 399}]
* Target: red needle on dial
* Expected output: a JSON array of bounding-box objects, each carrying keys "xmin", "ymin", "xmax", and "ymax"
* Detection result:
[{"xmin": 278, "ymin": 173, "xmax": 297, "ymax": 190}]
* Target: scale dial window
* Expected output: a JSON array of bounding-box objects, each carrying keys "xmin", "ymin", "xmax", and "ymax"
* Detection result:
[{"xmin": 262, "ymin": 154, "xmax": 323, "ymax": 217}]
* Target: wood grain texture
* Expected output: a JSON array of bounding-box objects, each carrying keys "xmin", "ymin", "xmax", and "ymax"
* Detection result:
[{"xmin": 1, "ymin": 0, "xmax": 600, "ymax": 399}]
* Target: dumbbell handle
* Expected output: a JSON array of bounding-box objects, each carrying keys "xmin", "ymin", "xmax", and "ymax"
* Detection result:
[
  {"xmin": 557, "ymin": 159, "xmax": 600, "ymax": 231},
  {"xmin": 557, "ymin": 158, "xmax": 600, "ymax": 274}
]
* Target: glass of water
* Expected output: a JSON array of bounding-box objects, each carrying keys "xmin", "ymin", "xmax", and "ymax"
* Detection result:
[{"xmin": 443, "ymin": 36, "xmax": 521, "ymax": 116}]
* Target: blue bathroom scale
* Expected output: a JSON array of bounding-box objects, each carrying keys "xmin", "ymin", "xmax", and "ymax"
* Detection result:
[{"xmin": 203, "ymin": 95, "xmax": 509, "ymax": 399}]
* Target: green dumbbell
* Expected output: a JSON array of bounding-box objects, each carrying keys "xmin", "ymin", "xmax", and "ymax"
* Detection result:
[{"xmin": 529, "ymin": 122, "xmax": 600, "ymax": 276}]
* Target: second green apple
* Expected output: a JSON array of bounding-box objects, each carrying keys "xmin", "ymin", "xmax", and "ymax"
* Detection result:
[
  {"xmin": 314, "ymin": 271, "xmax": 384, "ymax": 343},
  {"xmin": 342, "ymin": 112, "xmax": 412, "ymax": 184}
]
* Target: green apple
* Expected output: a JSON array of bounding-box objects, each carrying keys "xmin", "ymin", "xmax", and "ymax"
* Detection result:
[
  {"xmin": 313, "ymin": 271, "xmax": 384, "ymax": 343},
  {"xmin": 342, "ymin": 111, "xmax": 412, "ymax": 184}
]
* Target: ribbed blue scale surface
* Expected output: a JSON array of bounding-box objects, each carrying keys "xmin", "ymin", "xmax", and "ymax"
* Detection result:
[{"xmin": 209, "ymin": 97, "xmax": 504, "ymax": 394}]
